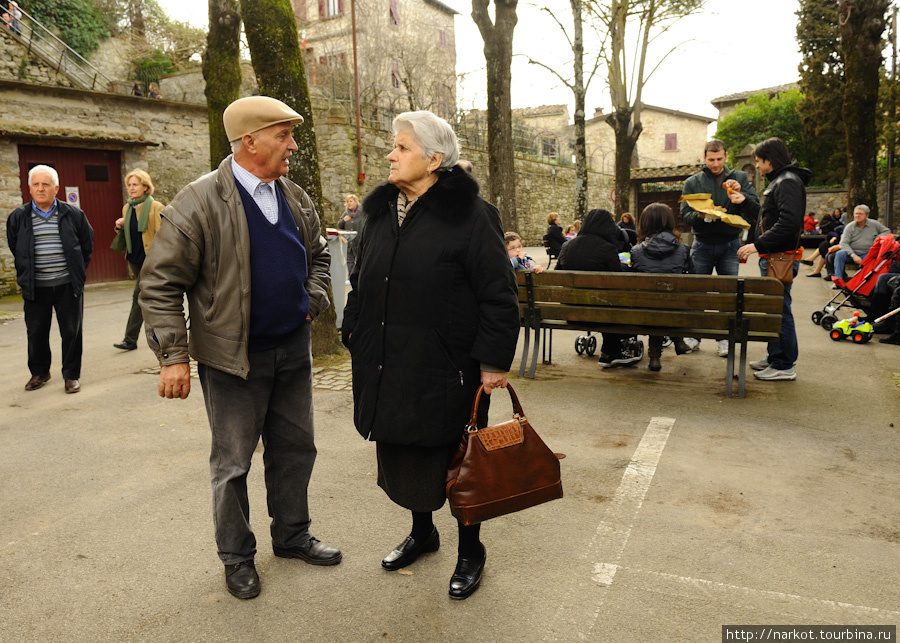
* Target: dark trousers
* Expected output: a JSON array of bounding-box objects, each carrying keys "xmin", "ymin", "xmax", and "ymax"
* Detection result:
[
  {"xmin": 123, "ymin": 261, "xmax": 144, "ymax": 344},
  {"xmin": 24, "ymin": 282, "xmax": 84, "ymax": 380},
  {"xmin": 198, "ymin": 322, "xmax": 317, "ymax": 566}
]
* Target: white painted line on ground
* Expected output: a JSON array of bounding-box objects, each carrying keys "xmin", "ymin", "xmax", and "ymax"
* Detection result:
[
  {"xmin": 609, "ymin": 565, "xmax": 900, "ymax": 622},
  {"xmin": 543, "ymin": 416, "xmax": 676, "ymax": 642}
]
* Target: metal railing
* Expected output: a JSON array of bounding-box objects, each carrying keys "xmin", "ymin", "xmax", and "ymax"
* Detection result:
[{"xmin": 2, "ymin": 2, "xmax": 113, "ymax": 91}]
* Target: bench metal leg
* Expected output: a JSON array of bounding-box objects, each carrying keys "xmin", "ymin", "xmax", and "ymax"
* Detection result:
[
  {"xmin": 737, "ymin": 338, "xmax": 748, "ymax": 397},
  {"xmin": 518, "ymin": 324, "xmax": 531, "ymax": 378},
  {"xmin": 528, "ymin": 325, "xmax": 541, "ymax": 378},
  {"xmin": 725, "ymin": 321, "xmax": 736, "ymax": 397},
  {"xmin": 542, "ymin": 328, "xmax": 553, "ymax": 364}
]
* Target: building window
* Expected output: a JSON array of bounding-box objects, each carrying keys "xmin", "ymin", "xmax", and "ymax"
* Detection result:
[
  {"xmin": 664, "ymin": 133, "xmax": 677, "ymax": 151},
  {"xmin": 439, "ymin": 29, "xmax": 447, "ymax": 46},
  {"xmin": 391, "ymin": 60, "xmax": 401, "ymax": 89},
  {"xmin": 318, "ymin": 0, "xmax": 343, "ymax": 18},
  {"xmin": 389, "ymin": 0, "xmax": 400, "ymax": 26},
  {"xmin": 542, "ymin": 137, "xmax": 558, "ymax": 159}
]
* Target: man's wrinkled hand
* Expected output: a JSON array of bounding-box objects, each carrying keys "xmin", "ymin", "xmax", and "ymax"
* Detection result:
[{"xmin": 159, "ymin": 363, "xmax": 191, "ymax": 399}]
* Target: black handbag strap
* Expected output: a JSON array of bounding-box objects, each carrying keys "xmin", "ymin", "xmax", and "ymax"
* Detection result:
[{"xmin": 466, "ymin": 384, "xmax": 524, "ymax": 431}]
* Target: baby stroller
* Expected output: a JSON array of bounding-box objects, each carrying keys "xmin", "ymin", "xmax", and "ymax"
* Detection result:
[{"xmin": 811, "ymin": 234, "xmax": 900, "ymax": 330}]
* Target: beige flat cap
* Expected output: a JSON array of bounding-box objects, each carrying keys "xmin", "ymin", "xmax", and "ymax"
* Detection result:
[{"xmin": 223, "ymin": 96, "xmax": 304, "ymax": 142}]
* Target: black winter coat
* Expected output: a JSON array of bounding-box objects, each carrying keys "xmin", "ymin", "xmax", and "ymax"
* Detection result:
[
  {"xmin": 745, "ymin": 163, "xmax": 812, "ymax": 254},
  {"xmin": 630, "ymin": 231, "xmax": 690, "ymax": 275},
  {"xmin": 342, "ymin": 167, "xmax": 520, "ymax": 447},
  {"xmin": 555, "ymin": 209, "xmax": 623, "ymax": 272},
  {"xmin": 545, "ymin": 223, "xmax": 566, "ymax": 256},
  {"xmin": 6, "ymin": 200, "xmax": 94, "ymax": 301}
]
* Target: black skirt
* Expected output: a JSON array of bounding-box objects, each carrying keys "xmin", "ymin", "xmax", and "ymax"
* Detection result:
[{"xmin": 376, "ymin": 442, "xmax": 457, "ymax": 512}]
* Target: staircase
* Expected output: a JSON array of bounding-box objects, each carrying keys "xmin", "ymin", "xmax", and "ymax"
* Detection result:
[{"xmin": 2, "ymin": 2, "xmax": 112, "ymax": 91}]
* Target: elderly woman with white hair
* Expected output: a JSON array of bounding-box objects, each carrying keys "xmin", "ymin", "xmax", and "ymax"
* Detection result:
[{"xmin": 342, "ymin": 110, "xmax": 520, "ymax": 599}]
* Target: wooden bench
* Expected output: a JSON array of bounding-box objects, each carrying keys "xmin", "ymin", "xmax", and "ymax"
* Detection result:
[{"xmin": 517, "ymin": 271, "xmax": 785, "ymax": 397}]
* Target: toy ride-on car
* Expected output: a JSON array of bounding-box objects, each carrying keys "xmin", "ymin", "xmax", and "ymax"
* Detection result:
[{"xmin": 828, "ymin": 312, "xmax": 874, "ymax": 344}]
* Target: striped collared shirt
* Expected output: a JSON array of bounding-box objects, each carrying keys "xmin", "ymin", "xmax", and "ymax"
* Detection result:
[{"xmin": 232, "ymin": 158, "xmax": 279, "ymax": 224}]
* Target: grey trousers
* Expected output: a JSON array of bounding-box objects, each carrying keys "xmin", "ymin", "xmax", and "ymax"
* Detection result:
[
  {"xmin": 123, "ymin": 261, "xmax": 144, "ymax": 344},
  {"xmin": 198, "ymin": 322, "xmax": 317, "ymax": 565}
]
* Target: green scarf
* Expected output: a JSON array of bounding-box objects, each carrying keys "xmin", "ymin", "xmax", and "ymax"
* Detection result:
[{"xmin": 123, "ymin": 194, "xmax": 153, "ymax": 254}]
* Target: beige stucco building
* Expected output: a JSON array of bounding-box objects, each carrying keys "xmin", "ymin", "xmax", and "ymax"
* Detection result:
[{"xmin": 293, "ymin": 0, "xmax": 458, "ymax": 122}]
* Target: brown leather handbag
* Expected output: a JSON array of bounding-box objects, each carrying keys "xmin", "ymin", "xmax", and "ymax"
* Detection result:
[{"xmin": 446, "ymin": 384, "xmax": 563, "ymax": 526}]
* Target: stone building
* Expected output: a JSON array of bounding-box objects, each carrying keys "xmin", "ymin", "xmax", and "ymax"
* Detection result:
[
  {"xmin": 294, "ymin": 0, "xmax": 457, "ymax": 122},
  {"xmin": 586, "ymin": 104, "xmax": 714, "ymax": 173}
]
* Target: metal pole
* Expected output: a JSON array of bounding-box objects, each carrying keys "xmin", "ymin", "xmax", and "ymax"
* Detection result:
[{"xmin": 350, "ymin": 0, "xmax": 364, "ymax": 185}]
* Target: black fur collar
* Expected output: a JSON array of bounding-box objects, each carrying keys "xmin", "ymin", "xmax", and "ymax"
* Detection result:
[{"xmin": 363, "ymin": 165, "xmax": 481, "ymax": 220}]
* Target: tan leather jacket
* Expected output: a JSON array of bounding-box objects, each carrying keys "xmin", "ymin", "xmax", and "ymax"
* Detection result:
[{"xmin": 138, "ymin": 156, "xmax": 331, "ymax": 379}]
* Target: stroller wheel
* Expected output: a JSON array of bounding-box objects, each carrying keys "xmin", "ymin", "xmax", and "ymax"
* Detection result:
[
  {"xmin": 821, "ymin": 314, "xmax": 838, "ymax": 331},
  {"xmin": 586, "ymin": 335, "xmax": 597, "ymax": 356},
  {"xmin": 830, "ymin": 329, "xmax": 844, "ymax": 341},
  {"xmin": 575, "ymin": 336, "xmax": 587, "ymax": 355},
  {"xmin": 811, "ymin": 311, "xmax": 824, "ymax": 326}
]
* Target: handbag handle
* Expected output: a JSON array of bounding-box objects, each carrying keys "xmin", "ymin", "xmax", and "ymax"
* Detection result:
[{"xmin": 466, "ymin": 383, "xmax": 525, "ymax": 432}]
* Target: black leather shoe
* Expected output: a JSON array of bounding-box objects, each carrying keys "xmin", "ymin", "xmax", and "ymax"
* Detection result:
[
  {"xmin": 24, "ymin": 373, "xmax": 50, "ymax": 391},
  {"xmin": 114, "ymin": 341, "xmax": 138, "ymax": 351},
  {"xmin": 382, "ymin": 526, "xmax": 440, "ymax": 571},
  {"xmin": 273, "ymin": 537, "xmax": 342, "ymax": 566},
  {"xmin": 879, "ymin": 333, "xmax": 900, "ymax": 345},
  {"xmin": 448, "ymin": 545, "xmax": 486, "ymax": 600},
  {"xmin": 224, "ymin": 560, "xmax": 260, "ymax": 599}
]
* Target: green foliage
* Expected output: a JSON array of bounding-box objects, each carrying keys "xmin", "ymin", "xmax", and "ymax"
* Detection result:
[
  {"xmin": 27, "ymin": 0, "xmax": 109, "ymax": 57},
  {"xmin": 714, "ymin": 88, "xmax": 809, "ymax": 174},
  {"xmin": 796, "ymin": 0, "xmax": 846, "ymax": 186}
]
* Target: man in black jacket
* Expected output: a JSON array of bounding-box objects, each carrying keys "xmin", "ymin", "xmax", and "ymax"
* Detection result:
[
  {"xmin": 681, "ymin": 140, "xmax": 759, "ymax": 356},
  {"xmin": 6, "ymin": 165, "xmax": 94, "ymax": 393}
]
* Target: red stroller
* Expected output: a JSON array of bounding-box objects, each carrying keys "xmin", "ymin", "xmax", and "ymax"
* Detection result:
[{"xmin": 811, "ymin": 234, "xmax": 900, "ymax": 330}]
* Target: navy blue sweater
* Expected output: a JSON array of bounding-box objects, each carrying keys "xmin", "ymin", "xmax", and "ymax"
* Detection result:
[{"xmin": 236, "ymin": 181, "xmax": 309, "ymax": 352}]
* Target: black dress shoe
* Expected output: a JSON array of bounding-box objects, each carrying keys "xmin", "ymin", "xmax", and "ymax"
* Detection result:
[
  {"xmin": 24, "ymin": 373, "xmax": 50, "ymax": 391},
  {"xmin": 273, "ymin": 536, "xmax": 342, "ymax": 566},
  {"xmin": 879, "ymin": 333, "xmax": 900, "ymax": 345},
  {"xmin": 114, "ymin": 341, "xmax": 138, "ymax": 351},
  {"xmin": 448, "ymin": 545, "xmax": 486, "ymax": 600},
  {"xmin": 225, "ymin": 560, "xmax": 260, "ymax": 599},
  {"xmin": 382, "ymin": 526, "xmax": 440, "ymax": 571}
]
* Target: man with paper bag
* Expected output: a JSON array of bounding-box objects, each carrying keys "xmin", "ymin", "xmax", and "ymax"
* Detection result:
[{"xmin": 679, "ymin": 140, "xmax": 759, "ymax": 356}]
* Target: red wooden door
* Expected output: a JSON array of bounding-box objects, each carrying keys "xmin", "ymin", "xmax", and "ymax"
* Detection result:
[{"xmin": 18, "ymin": 146, "xmax": 125, "ymax": 283}]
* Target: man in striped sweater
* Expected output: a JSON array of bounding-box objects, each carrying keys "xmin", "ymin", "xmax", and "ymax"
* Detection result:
[{"xmin": 6, "ymin": 165, "xmax": 94, "ymax": 393}]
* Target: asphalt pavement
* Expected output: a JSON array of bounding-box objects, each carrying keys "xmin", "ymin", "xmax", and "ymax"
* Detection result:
[{"xmin": 1, "ymin": 255, "xmax": 898, "ymax": 643}]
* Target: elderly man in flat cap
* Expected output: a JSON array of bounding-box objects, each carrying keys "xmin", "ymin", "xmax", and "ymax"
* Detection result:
[{"xmin": 139, "ymin": 96, "xmax": 339, "ymax": 599}]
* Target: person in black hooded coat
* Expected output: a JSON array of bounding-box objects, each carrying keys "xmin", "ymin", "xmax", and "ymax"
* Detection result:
[
  {"xmin": 341, "ymin": 110, "xmax": 520, "ymax": 600},
  {"xmin": 556, "ymin": 208, "xmax": 641, "ymax": 366}
]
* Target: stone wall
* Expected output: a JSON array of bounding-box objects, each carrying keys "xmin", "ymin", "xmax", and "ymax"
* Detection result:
[{"xmin": 0, "ymin": 28, "xmax": 75, "ymax": 88}]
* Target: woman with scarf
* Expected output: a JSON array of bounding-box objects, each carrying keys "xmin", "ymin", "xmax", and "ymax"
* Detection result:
[{"xmin": 112, "ymin": 169, "xmax": 164, "ymax": 351}]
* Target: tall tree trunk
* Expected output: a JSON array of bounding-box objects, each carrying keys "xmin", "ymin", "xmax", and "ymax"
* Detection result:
[
  {"xmin": 203, "ymin": 0, "xmax": 242, "ymax": 169},
  {"xmin": 241, "ymin": 0, "xmax": 342, "ymax": 355},
  {"xmin": 472, "ymin": 0, "xmax": 519, "ymax": 232},
  {"xmin": 572, "ymin": 0, "xmax": 587, "ymax": 221},
  {"xmin": 606, "ymin": 107, "xmax": 641, "ymax": 216},
  {"xmin": 840, "ymin": 0, "xmax": 889, "ymax": 218}
]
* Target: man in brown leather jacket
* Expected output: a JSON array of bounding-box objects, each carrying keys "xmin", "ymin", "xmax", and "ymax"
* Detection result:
[{"xmin": 139, "ymin": 96, "xmax": 340, "ymax": 599}]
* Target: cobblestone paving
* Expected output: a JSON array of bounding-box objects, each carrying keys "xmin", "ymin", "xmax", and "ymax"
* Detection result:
[{"xmin": 141, "ymin": 359, "xmax": 353, "ymax": 392}]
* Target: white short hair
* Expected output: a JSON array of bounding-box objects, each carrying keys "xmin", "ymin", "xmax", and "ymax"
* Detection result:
[
  {"xmin": 392, "ymin": 111, "xmax": 459, "ymax": 170},
  {"xmin": 854, "ymin": 204, "xmax": 870, "ymax": 215},
  {"xmin": 28, "ymin": 164, "xmax": 59, "ymax": 187},
  {"xmin": 231, "ymin": 140, "xmax": 242, "ymax": 154}
]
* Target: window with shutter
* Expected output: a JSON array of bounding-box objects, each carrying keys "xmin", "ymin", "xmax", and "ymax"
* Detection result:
[
  {"xmin": 664, "ymin": 133, "xmax": 677, "ymax": 151},
  {"xmin": 391, "ymin": 60, "xmax": 401, "ymax": 88},
  {"xmin": 389, "ymin": 0, "xmax": 400, "ymax": 26}
]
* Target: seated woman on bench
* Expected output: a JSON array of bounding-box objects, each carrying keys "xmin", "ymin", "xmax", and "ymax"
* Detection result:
[
  {"xmin": 556, "ymin": 208, "xmax": 642, "ymax": 368},
  {"xmin": 629, "ymin": 203, "xmax": 693, "ymax": 372}
]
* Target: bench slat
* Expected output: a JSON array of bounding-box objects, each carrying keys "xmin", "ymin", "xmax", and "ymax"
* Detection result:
[
  {"xmin": 525, "ymin": 303, "xmax": 782, "ymax": 334},
  {"xmin": 516, "ymin": 270, "xmax": 785, "ymax": 295},
  {"xmin": 533, "ymin": 319, "xmax": 780, "ymax": 341},
  {"xmin": 519, "ymin": 286, "xmax": 784, "ymax": 314}
]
